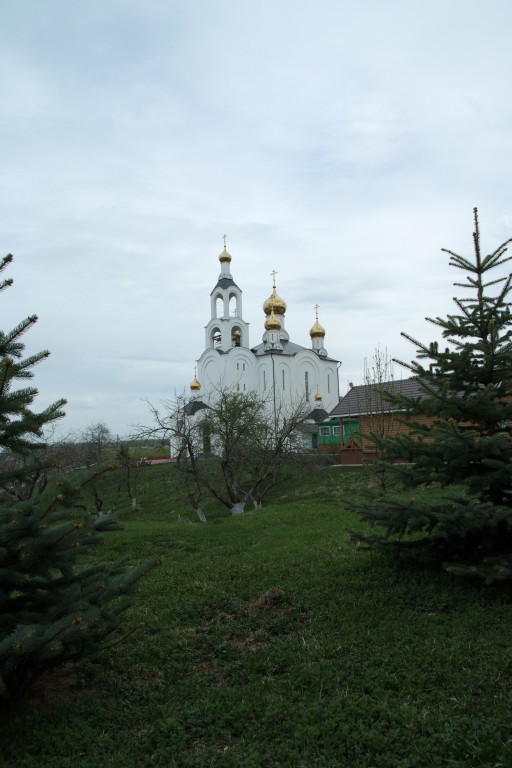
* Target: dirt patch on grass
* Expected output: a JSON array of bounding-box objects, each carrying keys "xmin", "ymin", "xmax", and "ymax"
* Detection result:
[
  {"xmin": 210, "ymin": 586, "xmax": 289, "ymax": 625},
  {"xmin": 243, "ymin": 586, "xmax": 287, "ymax": 614},
  {"xmin": 196, "ymin": 587, "xmax": 309, "ymax": 655}
]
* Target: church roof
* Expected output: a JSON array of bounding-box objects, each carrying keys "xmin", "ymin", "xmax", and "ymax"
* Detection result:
[
  {"xmin": 184, "ymin": 400, "xmax": 210, "ymax": 416},
  {"xmin": 304, "ymin": 407, "xmax": 329, "ymax": 422},
  {"xmin": 250, "ymin": 339, "xmax": 338, "ymax": 361},
  {"xmin": 328, "ymin": 377, "xmax": 424, "ymax": 418},
  {"xmin": 211, "ymin": 277, "xmax": 241, "ymax": 293}
]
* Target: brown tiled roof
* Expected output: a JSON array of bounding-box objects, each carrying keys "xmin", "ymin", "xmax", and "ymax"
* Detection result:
[{"xmin": 329, "ymin": 377, "xmax": 424, "ymax": 418}]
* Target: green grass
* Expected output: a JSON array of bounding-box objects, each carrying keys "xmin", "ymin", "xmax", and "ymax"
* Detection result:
[{"xmin": 1, "ymin": 466, "xmax": 512, "ymax": 767}]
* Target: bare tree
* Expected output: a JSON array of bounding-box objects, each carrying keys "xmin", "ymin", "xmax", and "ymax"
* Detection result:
[
  {"xmin": 360, "ymin": 346, "xmax": 397, "ymax": 489},
  {"xmin": 136, "ymin": 389, "xmax": 310, "ymax": 517},
  {"xmin": 81, "ymin": 422, "xmax": 112, "ymax": 465},
  {"xmin": 0, "ymin": 429, "xmax": 86, "ymax": 502},
  {"xmin": 115, "ymin": 443, "xmax": 140, "ymax": 511}
]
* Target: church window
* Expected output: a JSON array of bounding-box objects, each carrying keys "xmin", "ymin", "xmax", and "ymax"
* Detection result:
[
  {"xmin": 327, "ymin": 374, "xmax": 331, "ymax": 394},
  {"xmin": 263, "ymin": 370, "xmax": 267, "ymax": 391},
  {"xmin": 229, "ymin": 294, "xmax": 238, "ymax": 317},
  {"xmin": 215, "ymin": 296, "xmax": 223, "ymax": 318},
  {"xmin": 305, "ymin": 371, "xmax": 310, "ymax": 400},
  {"xmin": 243, "ymin": 363, "xmax": 245, "ymax": 371},
  {"xmin": 232, "ymin": 326, "xmax": 241, "ymax": 347},
  {"xmin": 237, "ymin": 383, "xmax": 240, "ymax": 391},
  {"xmin": 282, "ymin": 370, "xmax": 285, "ymax": 391},
  {"xmin": 237, "ymin": 363, "xmax": 239, "ymax": 371},
  {"xmin": 211, "ymin": 327, "xmax": 221, "ymax": 348}
]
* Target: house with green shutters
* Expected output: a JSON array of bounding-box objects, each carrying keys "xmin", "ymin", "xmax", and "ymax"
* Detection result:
[{"xmin": 317, "ymin": 378, "xmax": 425, "ymax": 462}]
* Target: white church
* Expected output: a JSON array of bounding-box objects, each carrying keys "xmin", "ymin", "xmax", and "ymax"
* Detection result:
[{"xmin": 187, "ymin": 243, "xmax": 341, "ymax": 423}]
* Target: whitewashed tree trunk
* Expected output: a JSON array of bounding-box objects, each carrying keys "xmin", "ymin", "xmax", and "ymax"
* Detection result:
[
  {"xmin": 231, "ymin": 501, "xmax": 245, "ymax": 515},
  {"xmin": 195, "ymin": 507, "xmax": 207, "ymax": 523}
]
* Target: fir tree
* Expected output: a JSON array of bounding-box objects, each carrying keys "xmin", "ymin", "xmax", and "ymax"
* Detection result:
[
  {"xmin": 0, "ymin": 254, "xmax": 156, "ymax": 698},
  {"xmin": 351, "ymin": 210, "xmax": 512, "ymax": 581}
]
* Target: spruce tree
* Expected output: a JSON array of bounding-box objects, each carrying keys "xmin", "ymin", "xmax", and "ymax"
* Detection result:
[
  {"xmin": 351, "ymin": 210, "xmax": 512, "ymax": 581},
  {"xmin": 0, "ymin": 254, "xmax": 155, "ymax": 698}
]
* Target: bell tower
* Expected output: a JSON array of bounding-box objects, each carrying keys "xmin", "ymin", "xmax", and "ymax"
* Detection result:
[{"xmin": 204, "ymin": 238, "xmax": 250, "ymax": 352}]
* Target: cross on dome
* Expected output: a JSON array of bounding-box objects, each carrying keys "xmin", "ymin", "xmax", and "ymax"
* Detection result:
[{"xmin": 263, "ymin": 269, "xmax": 286, "ymax": 317}]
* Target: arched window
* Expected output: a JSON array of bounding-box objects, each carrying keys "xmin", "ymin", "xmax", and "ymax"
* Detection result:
[
  {"xmin": 305, "ymin": 371, "xmax": 310, "ymax": 400},
  {"xmin": 211, "ymin": 327, "xmax": 221, "ymax": 348},
  {"xmin": 282, "ymin": 369, "xmax": 285, "ymax": 391},
  {"xmin": 215, "ymin": 295, "xmax": 223, "ymax": 318},
  {"xmin": 231, "ymin": 326, "xmax": 241, "ymax": 347},
  {"xmin": 229, "ymin": 294, "xmax": 238, "ymax": 317}
]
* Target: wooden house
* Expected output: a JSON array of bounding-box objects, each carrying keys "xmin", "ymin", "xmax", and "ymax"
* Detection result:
[{"xmin": 317, "ymin": 378, "xmax": 428, "ymax": 463}]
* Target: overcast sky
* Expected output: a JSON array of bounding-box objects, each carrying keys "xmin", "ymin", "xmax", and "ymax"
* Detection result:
[{"xmin": 1, "ymin": 0, "xmax": 511, "ymax": 438}]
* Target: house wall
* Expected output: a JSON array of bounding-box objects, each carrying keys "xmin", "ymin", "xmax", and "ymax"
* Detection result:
[
  {"xmin": 358, "ymin": 413, "xmax": 434, "ymax": 450},
  {"xmin": 317, "ymin": 412, "xmax": 436, "ymax": 463}
]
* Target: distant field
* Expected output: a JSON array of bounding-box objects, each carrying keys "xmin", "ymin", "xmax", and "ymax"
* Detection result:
[{"xmin": 1, "ymin": 464, "xmax": 511, "ymax": 768}]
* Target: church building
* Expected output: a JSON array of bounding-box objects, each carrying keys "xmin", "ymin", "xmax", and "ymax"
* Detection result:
[{"xmin": 188, "ymin": 243, "xmax": 341, "ymax": 420}]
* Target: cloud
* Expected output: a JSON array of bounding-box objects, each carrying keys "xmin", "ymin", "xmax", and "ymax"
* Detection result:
[{"xmin": 1, "ymin": 0, "xmax": 511, "ymax": 435}]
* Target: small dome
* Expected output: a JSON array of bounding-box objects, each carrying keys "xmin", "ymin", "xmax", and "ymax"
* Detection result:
[
  {"xmin": 310, "ymin": 319, "xmax": 326, "ymax": 338},
  {"xmin": 219, "ymin": 246, "xmax": 232, "ymax": 263},
  {"xmin": 315, "ymin": 388, "xmax": 323, "ymax": 402},
  {"xmin": 190, "ymin": 367, "xmax": 201, "ymax": 391},
  {"xmin": 265, "ymin": 309, "xmax": 282, "ymax": 331},
  {"xmin": 263, "ymin": 286, "xmax": 287, "ymax": 316}
]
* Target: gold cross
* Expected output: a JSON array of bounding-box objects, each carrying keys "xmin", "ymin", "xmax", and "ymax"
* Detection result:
[
  {"xmin": 314, "ymin": 304, "xmax": 320, "ymax": 320},
  {"xmin": 271, "ymin": 269, "xmax": 278, "ymax": 287},
  {"xmin": 223, "ymin": 234, "xmax": 227, "ymax": 248}
]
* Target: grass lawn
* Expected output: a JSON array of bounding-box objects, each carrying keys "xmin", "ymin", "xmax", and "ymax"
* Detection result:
[{"xmin": 1, "ymin": 465, "xmax": 511, "ymax": 767}]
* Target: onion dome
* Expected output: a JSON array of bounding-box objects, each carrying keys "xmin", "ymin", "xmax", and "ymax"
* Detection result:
[
  {"xmin": 264, "ymin": 309, "xmax": 282, "ymax": 331},
  {"xmin": 263, "ymin": 272, "xmax": 287, "ymax": 316},
  {"xmin": 263, "ymin": 287, "xmax": 287, "ymax": 316},
  {"xmin": 190, "ymin": 367, "xmax": 201, "ymax": 391},
  {"xmin": 219, "ymin": 246, "xmax": 232, "ymax": 263},
  {"xmin": 315, "ymin": 387, "xmax": 323, "ymax": 402},
  {"xmin": 310, "ymin": 319, "xmax": 326, "ymax": 338}
]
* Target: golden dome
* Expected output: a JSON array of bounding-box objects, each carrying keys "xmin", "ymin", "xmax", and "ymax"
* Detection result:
[
  {"xmin": 219, "ymin": 246, "xmax": 232, "ymax": 263},
  {"xmin": 310, "ymin": 319, "xmax": 326, "ymax": 338},
  {"xmin": 263, "ymin": 286, "xmax": 287, "ymax": 316},
  {"xmin": 265, "ymin": 309, "xmax": 282, "ymax": 331},
  {"xmin": 190, "ymin": 367, "xmax": 201, "ymax": 391},
  {"xmin": 315, "ymin": 388, "xmax": 323, "ymax": 402}
]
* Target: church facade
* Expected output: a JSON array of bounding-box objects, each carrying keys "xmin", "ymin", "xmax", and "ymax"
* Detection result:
[{"xmin": 189, "ymin": 244, "xmax": 341, "ymax": 418}]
